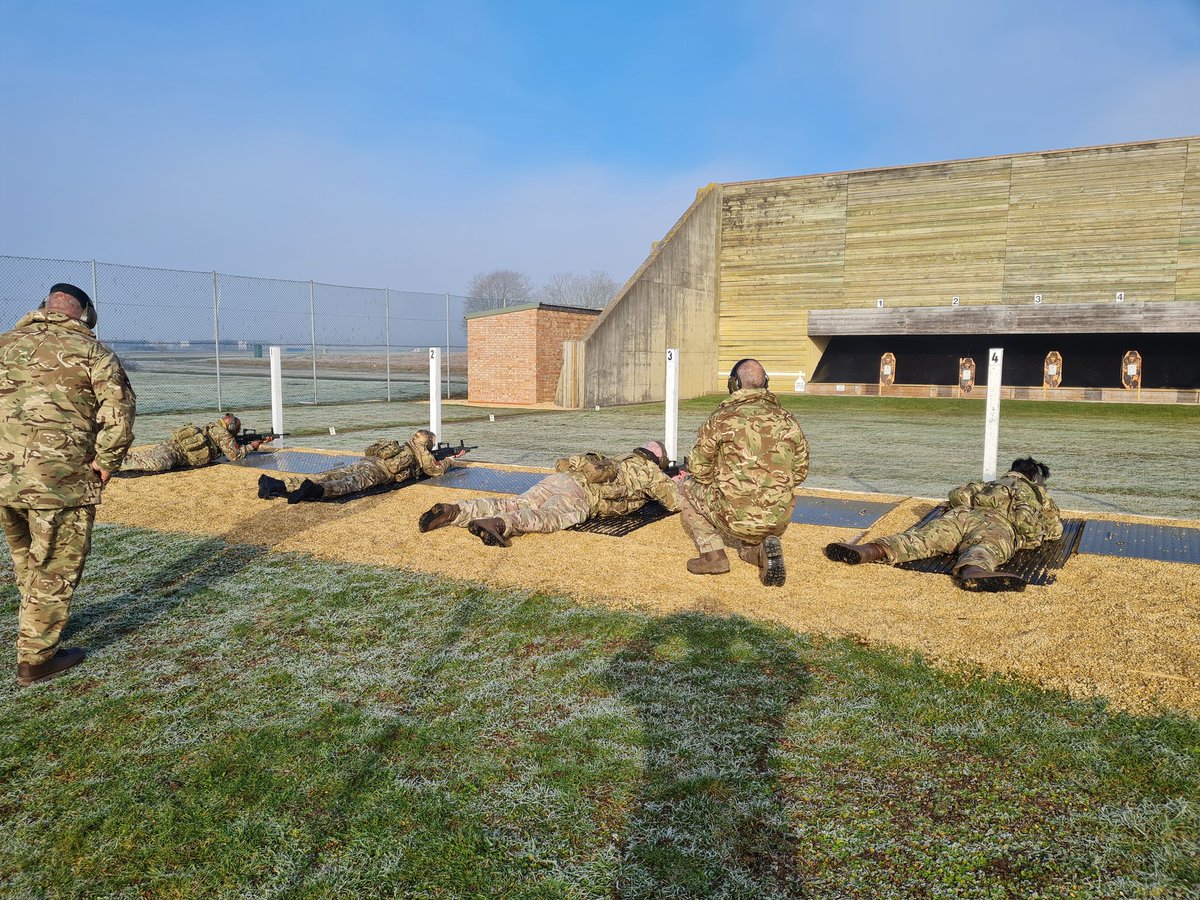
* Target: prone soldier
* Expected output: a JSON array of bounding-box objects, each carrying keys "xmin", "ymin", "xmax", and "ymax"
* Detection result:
[
  {"xmin": 417, "ymin": 440, "xmax": 680, "ymax": 546},
  {"xmin": 121, "ymin": 413, "xmax": 271, "ymax": 474},
  {"xmin": 0, "ymin": 283, "xmax": 136, "ymax": 685},
  {"xmin": 258, "ymin": 429, "xmax": 462, "ymax": 503},
  {"xmin": 824, "ymin": 456, "xmax": 1062, "ymax": 592}
]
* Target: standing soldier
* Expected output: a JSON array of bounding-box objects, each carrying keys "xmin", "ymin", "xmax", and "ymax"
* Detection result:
[
  {"xmin": 417, "ymin": 440, "xmax": 680, "ymax": 546},
  {"xmin": 0, "ymin": 283, "xmax": 136, "ymax": 685},
  {"xmin": 678, "ymin": 359, "xmax": 809, "ymax": 586},
  {"xmin": 825, "ymin": 457, "xmax": 1062, "ymax": 592},
  {"xmin": 121, "ymin": 413, "xmax": 271, "ymax": 474},
  {"xmin": 257, "ymin": 429, "xmax": 463, "ymax": 503}
]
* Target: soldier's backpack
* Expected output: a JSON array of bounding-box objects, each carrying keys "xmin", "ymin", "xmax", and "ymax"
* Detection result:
[
  {"xmin": 364, "ymin": 439, "xmax": 404, "ymax": 460},
  {"xmin": 170, "ymin": 425, "xmax": 214, "ymax": 467},
  {"xmin": 555, "ymin": 452, "xmax": 618, "ymax": 484}
]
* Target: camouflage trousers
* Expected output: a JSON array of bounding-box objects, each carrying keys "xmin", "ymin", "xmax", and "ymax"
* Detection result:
[
  {"xmin": 876, "ymin": 506, "xmax": 1018, "ymax": 573},
  {"xmin": 450, "ymin": 473, "xmax": 590, "ymax": 537},
  {"xmin": 0, "ymin": 504, "xmax": 96, "ymax": 665},
  {"xmin": 122, "ymin": 441, "xmax": 188, "ymax": 474},
  {"xmin": 282, "ymin": 458, "xmax": 394, "ymax": 499},
  {"xmin": 678, "ymin": 479, "xmax": 788, "ymax": 555}
]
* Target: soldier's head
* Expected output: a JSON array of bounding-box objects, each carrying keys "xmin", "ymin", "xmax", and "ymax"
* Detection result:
[
  {"xmin": 728, "ymin": 358, "xmax": 768, "ymax": 393},
  {"xmin": 45, "ymin": 283, "xmax": 98, "ymax": 329},
  {"xmin": 1010, "ymin": 456, "xmax": 1050, "ymax": 486},
  {"xmin": 414, "ymin": 429, "xmax": 436, "ymax": 451},
  {"xmin": 634, "ymin": 440, "xmax": 668, "ymax": 470},
  {"xmin": 222, "ymin": 414, "xmax": 242, "ymax": 435}
]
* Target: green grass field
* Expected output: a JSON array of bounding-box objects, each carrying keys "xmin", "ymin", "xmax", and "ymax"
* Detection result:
[{"xmin": 2, "ymin": 526, "xmax": 1197, "ymax": 898}]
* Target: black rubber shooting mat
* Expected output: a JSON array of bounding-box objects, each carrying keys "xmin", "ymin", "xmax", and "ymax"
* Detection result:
[
  {"xmin": 424, "ymin": 466, "xmax": 546, "ymax": 495},
  {"xmin": 790, "ymin": 495, "xmax": 899, "ymax": 528},
  {"xmin": 570, "ymin": 502, "xmax": 676, "ymax": 537},
  {"xmin": 233, "ymin": 450, "xmax": 363, "ymax": 474},
  {"xmin": 894, "ymin": 507, "xmax": 1086, "ymax": 585},
  {"xmin": 1076, "ymin": 521, "xmax": 1200, "ymax": 565}
]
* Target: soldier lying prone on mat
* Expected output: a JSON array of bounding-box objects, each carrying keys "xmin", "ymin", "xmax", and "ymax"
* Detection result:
[
  {"xmin": 824, "ymin": 456, "xmax": 1062, "ymax": 593},
  {"xmin": 417, "ymin": 440, "xmax": 682, "ymax": 547},
  {"xmin": 257, "ymin": 429, "xmax": 465, "ymax": 503},
  {"xmin": 121, "ymin": 413, "xmax": 271, "ymax": 475}
]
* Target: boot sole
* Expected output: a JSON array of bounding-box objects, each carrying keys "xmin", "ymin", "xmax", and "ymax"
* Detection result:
[
  {"xmin": 418, "ymin": 506, "xmax": 454, "ymax": 533},
  {"xmin": 257, "ymin": 477, "xmax": 286, "ymax": 500},
  {"xmin": 468, "ymin": 521, "xmax": 511, "ymax": 547},
  {"xmin": 824, "ymin": 542, "xmax": 864, "ymax": 565},
  {"xmin": 957, "ymin": 572, "xmax": 1026, "ymax": 593},
  {"xmin": 760, "ymin": 536, "xmax": 786, "ymax": 586}
]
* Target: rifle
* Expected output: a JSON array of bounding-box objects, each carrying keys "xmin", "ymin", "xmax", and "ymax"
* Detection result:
[
  {"xmin": 665, "ymin": 456, "xmax": 689, "ymax": 478},
  {"xmin": 236, "ymin": 430, "xmax": 285, "ymax": 447},
  {"xmin": 432, "ymin": 439, "xmax": 477, "ymax": 461}
]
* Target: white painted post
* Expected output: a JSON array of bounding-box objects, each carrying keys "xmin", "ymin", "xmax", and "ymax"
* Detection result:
[
  {"xmin": 269, "ymin": 345, "xmax": 284, "ymax": 447},
  {"xmin": 429, "ymin": 347, "xmax": 442, "ymax": 440},
  {"xmin": 665, "ymin": 348, "xmax": 680, "ymax": 465},
  {"xmin": 982, "ymin": 347, "xmax": 1003, "ymax": 481}
]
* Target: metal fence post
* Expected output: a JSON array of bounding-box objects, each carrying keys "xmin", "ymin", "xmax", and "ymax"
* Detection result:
[
  {"xmin": 90, "ymin": 259, "xmax": 98, "ymax": 339},
  {"xmin": 212, "ymin": 271, "xmax": 223, "ymax": 411},
  {"xmin": 385, "ymin": 287, "xmax": 392, "ymax": 402},
  {"xmin": 309, "ymin": 280, "xmax": 318, "ymax": 404}
]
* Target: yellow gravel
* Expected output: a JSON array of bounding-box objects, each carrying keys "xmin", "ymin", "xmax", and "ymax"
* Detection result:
[{"xmin": 99, "ymin": 459, "xmax": 1200, "ymax": 717}]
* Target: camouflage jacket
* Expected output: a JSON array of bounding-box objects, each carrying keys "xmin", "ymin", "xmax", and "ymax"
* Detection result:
[
  {"xmin": 947, "ymin": 471, "xmax": 1063, "ymax": 549},
  {"xmin": 557, "ymin": 451, "xmax": 680, "ymax": 517},
  {"xmin": 364, "ymin": 435, "xmax": 450, "ymax": 482},
  {"xmin": 170, "ymin": 420, "xmax": 249, "ymax": 466},
  {"xmin": 688, "ymin": 388, "xmax": 809, "ymax": 534},
  {"xmin": 0, "ymin": 310, "xmax": 137, "ymax": 508}
]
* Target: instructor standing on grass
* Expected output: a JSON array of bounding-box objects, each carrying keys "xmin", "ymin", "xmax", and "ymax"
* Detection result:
[
  {"xmin": 0, "ymin": 283, "xmax": 136, "ymax": 686},
  {"xmin": 677, "ymin": 358, "xmax": 809, "ymax": 586}
]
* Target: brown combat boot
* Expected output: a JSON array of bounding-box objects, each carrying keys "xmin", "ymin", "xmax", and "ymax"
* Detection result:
[
  {"xmin": 955, "ymin": 565, "xmax": 1026, "ymax": 593},
  {"xmin": 687, "ymin": 549, "xmax": 731, "ymax": 575},
  {"xmin": 17, "ymin": 648, "xmax": 86, "ymax": 687},
  {"xmin": 824, "ymin": 541, "xmax": 889, "ymax": 565},
  {"xmin": 419, "ymin": 503, "xmax": 459, "ymax": 533},
  {"xmin": 468, "ymin": 518, "xmax": 512, "ymax": 548}
]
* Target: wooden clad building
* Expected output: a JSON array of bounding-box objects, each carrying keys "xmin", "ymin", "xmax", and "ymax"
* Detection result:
[{"xmin": 563, "ymin": 136, "xmax": 1200, "ymax": 406}]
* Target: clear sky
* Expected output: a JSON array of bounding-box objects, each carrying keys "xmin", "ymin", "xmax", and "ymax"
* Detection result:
[{"xmin": 2, "ymin": 0, "xmax": 1198, "ymax": 295}]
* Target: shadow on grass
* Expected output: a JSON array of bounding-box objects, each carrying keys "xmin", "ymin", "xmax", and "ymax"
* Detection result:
[{"xmin": 607, "ymin": 613, "xmax": 810, "ymax": 899}]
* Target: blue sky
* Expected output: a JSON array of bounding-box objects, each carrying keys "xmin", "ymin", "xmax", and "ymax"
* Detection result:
[{"xmin": 2, "ymin": 0, "xmax": 1198, "ymax": 294}]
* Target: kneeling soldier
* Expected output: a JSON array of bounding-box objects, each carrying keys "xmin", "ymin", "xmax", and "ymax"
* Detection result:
[
  {"xmin": 417, "ymin": 441, "xmax": 679, "ymax": 546},
  {"xmin": 824, "ymin": 456, "xmax": 1062, "ymax": 593},
  {"xmin": 258, "ymin": 429, "xmax": 460, "ymax": 503},
  {"xmin": 122, "ymin": 413, "xmax": 269, "ymax": 474}
]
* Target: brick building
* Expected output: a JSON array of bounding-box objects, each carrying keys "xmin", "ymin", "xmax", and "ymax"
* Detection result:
[{"xmin": 466, "ymin": 303, "xmax": 601, "ymax": 405}]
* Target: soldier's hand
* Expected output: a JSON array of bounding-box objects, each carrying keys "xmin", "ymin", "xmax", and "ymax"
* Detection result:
[
  {"xmin": 250, "ymin": 441, "xmax": 263, "ymax": 451},
  {"xmin": 90, "ymin": 461, "xmax": 112, "ymax": 485},
  {"xmin": 453, "ymin": 448, "xmax": 467, "ymax": 458},
  {"xmin": 671, "ymin": 471, "xmax": 689, "ymax": 483},
  {"xmin": 260, "ymin": 435, "xmax": 275, "ymax": 444}
]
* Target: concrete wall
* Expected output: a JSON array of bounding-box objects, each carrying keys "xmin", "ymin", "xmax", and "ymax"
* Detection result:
[
  {"xmin": 468, "ymin": 304, "xmax": 597, "ymax": 405},
  {"xmin": 567, "ymin": 184, "xmax": 722, "ymax": 407}
]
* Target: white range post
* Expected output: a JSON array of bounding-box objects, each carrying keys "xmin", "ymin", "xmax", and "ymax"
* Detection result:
[
  {"xmin": 269, "ymin": 345, "xmax": 284, "ymax": 447},
  {"xmin": 429, "ymin": 347, "xmax": 442, "ymax": 441},
  {"xmin": 981, "ymin": 347, "xmax": 1004, "ymax": 481},
  {"xmin": 664, "ymin": 348, "xmax": 680, "ymax": 466}
]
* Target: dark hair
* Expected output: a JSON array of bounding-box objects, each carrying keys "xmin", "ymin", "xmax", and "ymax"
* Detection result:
[{"xmin": 1009, "ymin": 456, "xmax": 1050, "ymax": 485}]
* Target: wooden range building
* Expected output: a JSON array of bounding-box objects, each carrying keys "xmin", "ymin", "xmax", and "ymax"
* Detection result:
[{"xmin": 557, "ymin": 136, "xmax": 1200, "ymax": 407}]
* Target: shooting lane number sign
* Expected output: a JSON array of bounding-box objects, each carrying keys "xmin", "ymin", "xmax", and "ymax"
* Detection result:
[
  {"xmin": 958, "ymin": 357, "xmax": 976, "ymax": 395},
  {"xmin": 1122, "ymin": 350, "xmax": 1142, "ymax": 400},
  {"xmin": 879, "ymin": 352, "xmax": 896, "ymax": 391},
  {"xmin": 1043, "ymin": 350, "xmax": 1063, "ymax": 398}
]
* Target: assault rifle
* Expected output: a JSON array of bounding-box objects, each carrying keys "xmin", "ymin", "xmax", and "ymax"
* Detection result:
[
  {"xmin": 433, "ymin": 439, "xmax": 477, "ymax": 461},
  {"xmin": 236, "ymin": 429, "xmax": 285, "ymax": 447}
]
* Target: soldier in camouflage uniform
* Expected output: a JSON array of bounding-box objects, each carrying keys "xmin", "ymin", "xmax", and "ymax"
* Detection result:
[
  {"xmin": 825, "ymin": 457, "xmax": 1062, "ymax": 592},
  {"xmin": 120, "ymin": 413, "xmax": 270, "ymax": 474},
  {"xmin": 257, "ymin": 429, "xmax": 461, "ymax": 503},
  {"xmin": 0, "ymin": 284, "xmax": 136, "ymax": 686},
  {"xmin": 417, "ymin": 440, "xmax": 680, "ymax": 547},
  {"xmin": 678, "ymin": 359, "xmax": 809, "ymax": 587}
]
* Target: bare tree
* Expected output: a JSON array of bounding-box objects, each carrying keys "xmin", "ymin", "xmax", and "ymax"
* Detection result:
[
  {"xmin": 466, "ymin": 269, "xmax": 534, "ymax": 313},
  {"xmin": 538, "ymin": 270, "xmax": 620, "ymax": 309}
]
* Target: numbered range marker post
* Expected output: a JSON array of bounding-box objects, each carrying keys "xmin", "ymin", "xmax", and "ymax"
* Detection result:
[
  {"xmin": 664, "ymin": 348, "xmax": 680, "ymax": 466},
  {"xmin": 982, "ymin": 348, "xmax": 1004, "ymax": 481},
  {"xmin": 429, "ymin": 347, "xmax": 442, "ymax": 441}
]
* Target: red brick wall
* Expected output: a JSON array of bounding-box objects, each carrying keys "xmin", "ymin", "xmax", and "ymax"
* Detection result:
[{"xmin": 468, "ymin": 307, "xmax": 599, "ymax": 404}]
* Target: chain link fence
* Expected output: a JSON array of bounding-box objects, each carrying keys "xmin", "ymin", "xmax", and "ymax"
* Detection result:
[{"xmin": 1, "ymin": 255, "xmax": 471, "ymax": 425}]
